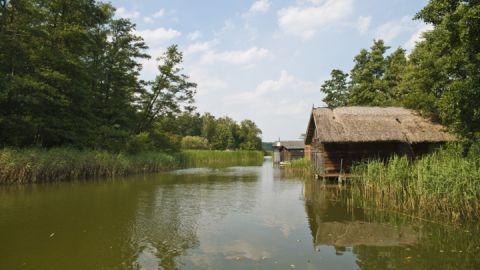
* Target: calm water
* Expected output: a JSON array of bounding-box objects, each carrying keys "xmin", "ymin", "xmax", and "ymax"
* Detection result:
[{"xmin": 0, "ymin": 160, "xmax": 479, "ymax": 270}]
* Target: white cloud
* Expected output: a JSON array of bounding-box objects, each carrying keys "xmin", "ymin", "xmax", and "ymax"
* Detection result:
[
  {"xmin": 153, "ymin": 9, "xmax": 165, "ymax": 18},
  {"xmin": 143, "ymin": 17, "xmax": 154, "ymax": 24},
  {"xmin": 224, "ymin": 71, "xmax": 299, "ymax": 106},
  {"xmin": 116, "ymin": 7, "xmax": 140, "ymax": 19},
  {"xmin": 224, "ymin": 71, "xmax": 316, "ymax": 116},
  {"xmin": 221, "ymin": 20, "xmax": 235, "ymax": 33},
  {"xmin": 256, "ymin": 71, "xmax": 296, "ymax": 96},
  {"xmin": 217, "ymin": 71, "xmax": 322, "ymax": 140},
  {"xmin": 185, "ymin": 41, "xmax": 215, "ymax": 55},
  {"xmin": 138, "ymin": 47, "xmax": 166, "ymax": 80},
  {"xmin": 188, "ymin": 68, "xmax": 227, "ymax": 97},
  {"xmin": 135, "ymin": 28, "xmax": 181, "ymax": 46},
  {"xmin": 248, "ymin": 0, "xmax": 271, "ymax": 14},
  {"xmin": 357, "ymin": 16, "xmax": 372, "ymax": 35},
  {"xmin": 375, "ymin": 16, "xmax": 417, "ymax": 42},
  {"xmin": 375, "ymin": 16, "xmax": 434, "ymax": 50},
  {"xmin": 277, "ymin": 0, "xmax": 354, "ymax": 40},
  {"xmin": 201, "ymin": 47, "xmax": 270, "ymax": 65},
  {"xmin": 187, "ymin": 31, "xmax": 202, "ymax": 41},
  {"xmin": 404, "ymin": 24, "xmax": 433, "ymax": 50}
]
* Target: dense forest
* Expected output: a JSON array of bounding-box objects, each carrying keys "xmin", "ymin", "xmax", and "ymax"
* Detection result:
[
  {"xmin": 321, "ymin": 0, "xmax": 480, "ymax": 142},
  {"xmin": 0, "ymin": 0, "xmax": 262, "ymax": 152}
]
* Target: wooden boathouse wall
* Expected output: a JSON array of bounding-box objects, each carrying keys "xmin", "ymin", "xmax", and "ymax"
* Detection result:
[
  {"xmin": 310, "ymin": 142, "xmax": 414, "ymax": 173},
  {"xmin": 304, "ymin": 107, "xmax": 456, "ymax": 174}
]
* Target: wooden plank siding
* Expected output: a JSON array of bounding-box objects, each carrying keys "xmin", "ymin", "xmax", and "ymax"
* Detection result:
[{"xmin": 309, "ymin": 142, "xmax": 416, "ymax": 174}]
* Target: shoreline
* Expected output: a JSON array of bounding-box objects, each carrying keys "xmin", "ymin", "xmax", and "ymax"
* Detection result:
[{"xmin": 0, "ymin": 148, "xmax": 264, "ymax": 184}]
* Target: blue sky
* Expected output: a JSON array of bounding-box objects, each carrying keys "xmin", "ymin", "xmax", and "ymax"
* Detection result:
[{"xmin": 110, "ymin": 0, "xmax": 431, "ymax": 141}]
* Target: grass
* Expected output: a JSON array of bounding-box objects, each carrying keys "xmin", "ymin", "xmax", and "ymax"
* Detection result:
[
  {"xmin": 0, "ymin": 148, "xmax": 264, "ymax": 184},
  {"xmin": 350, "ymin": 143, "xmax": 480, "ymax": 222},
  {"xmin": 283, "ymin": 158, "xmax": 314, "ymax": 176},
  {"xmin": 177, "ymin": 150, "xmax": 264, "ymax": 168}
]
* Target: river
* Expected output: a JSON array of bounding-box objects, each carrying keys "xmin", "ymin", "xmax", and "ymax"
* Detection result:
[{"xmin": 0, "ymin": 159, "xmax": 479, "ymax": 270}]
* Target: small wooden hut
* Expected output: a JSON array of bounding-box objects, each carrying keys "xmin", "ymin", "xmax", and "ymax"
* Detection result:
[
  {"xmin": 304, "ymin": 107, "xmax": 456, "ymax": 174},
  {"xmin": 273, "ymin": 140, "xmax": 305, "ymax": 164}
]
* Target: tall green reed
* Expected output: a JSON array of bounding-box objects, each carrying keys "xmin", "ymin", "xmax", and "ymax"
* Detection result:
[
  {"xmin": 350, "ymin": 144, "xmax": 480, "ymax": 221},
  {"xmin": 0, "ymin": 148, "xmax": 264, "ymax": 184}
]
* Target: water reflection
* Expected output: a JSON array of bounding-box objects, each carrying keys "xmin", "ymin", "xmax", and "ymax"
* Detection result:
[
  {"xmin": 304, "ymin": 181, "xmax": 418, "ymax": 248},
  {"xmin": 304, "ymin": 179, "xmax": 480, "ymax": 269},
  {"xmin": 0, "ymin": 161, "xmax": 479, "ymax": 269}
]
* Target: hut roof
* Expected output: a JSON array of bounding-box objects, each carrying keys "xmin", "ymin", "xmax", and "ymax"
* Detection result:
[
  {"xmin": 306, "ymin": 107, "xmax": 456, "ymax": 144},
  {"xmin": 274, "ymin": 140, "xmax": 305, "ymax": 149}
]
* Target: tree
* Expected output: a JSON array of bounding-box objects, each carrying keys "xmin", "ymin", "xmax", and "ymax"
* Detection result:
[
  {"xmin": 201, "ymin": 113, "xmax": 216, "ymax": 143},
  {"xmin": 91, "ymin": 16, "xmax": 149, "ymax": 150},
  {"xmin": 320, "ymin": 69, "xmax": 350, "ymax": 108},
  {"xmin": 138, "ymin": 45, "xmax": 197, "ymax": 133},
  {"xmin": 384, "ymin": 48, "xmax": 407, "ymax": 102},
  {"xmin": 349, "ymin": 40, "xmax": 390, "ymax": 105},
  {"xmin": 411, "ymin": 0, "xmax": 480, "ymax": 139},
  {"xmin": 181, "ymin": 136, "xmax": 209, "ymax": 150},
  {"xmin": 210, "ymin": 117, "xmax": 237, "ymax": 150},
  {"xmin": 238, "ymin": 120, "xmax": 262, "ymax": 150}
]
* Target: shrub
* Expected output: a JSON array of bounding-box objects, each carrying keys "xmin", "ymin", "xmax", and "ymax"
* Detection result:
[{"xmin": 181, "ymin": 136, "xmax": 209, "ymax": 150}]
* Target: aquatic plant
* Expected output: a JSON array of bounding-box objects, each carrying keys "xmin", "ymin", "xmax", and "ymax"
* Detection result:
[
  {"xmin": 283, "ymin": 158, "xmax": 314, "ymax": 176},
  {"xmin": 0, "ymin": 148, "xmax": 264, "ymax": 184},
  {"xmin": 350, "ymin": 143, "xmax": 480, "ymax": 221},
  {"xmin": 177, "ymin": 150, "xmax": 264, "ymax": 168}
]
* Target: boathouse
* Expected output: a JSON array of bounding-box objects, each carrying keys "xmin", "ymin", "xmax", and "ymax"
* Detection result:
[
  {"xmin": 273, "ymin": 140, "xmax": 305, "ymax": 164},
  {"xmin": 304, "ymin": 107, "xmax": 455, "ymax": 174}
]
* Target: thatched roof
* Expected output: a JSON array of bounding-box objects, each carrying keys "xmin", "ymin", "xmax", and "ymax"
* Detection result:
[{"xmin": 306, "ymin": 107, "xmax": 456, "ymax": 144}]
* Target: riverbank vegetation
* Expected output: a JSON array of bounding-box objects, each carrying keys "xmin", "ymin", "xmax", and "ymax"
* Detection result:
[
  {"xmin": 314, "ymin": 1, "xmax": 480, "ymax": 222},
  {"xmin": 0, "ymin": 0, "xmax": 264, "ymax": 184},
  {"xmin": 0, "ymin": 0, "xmax": 262, "ymax": 154},
  {"xmin": 283, "ymin": 158, "xmax": 314, "ymax": 177},
  {"xmin": 0, "ymin": 148, "xmax": 264, "ymax": 184},
  {"xmin": 179, "ymin": 150, "xmax": 264, "ymax": 168},
  {"xmin": 350, "ymin": 144, "xmax": 480, "ymax": 222}
]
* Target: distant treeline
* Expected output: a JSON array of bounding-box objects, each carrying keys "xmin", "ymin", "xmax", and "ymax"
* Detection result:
[
  {"xmin": 0, "ymin": 0, "xmax": 262, "ymax": 152},
  {"xmin": 321, "ymin": 1, "xmax": 480, "ymax": 143},
  {"xmin": 151, "ymin": 112, "xmax": 262, "ymax": 152}
]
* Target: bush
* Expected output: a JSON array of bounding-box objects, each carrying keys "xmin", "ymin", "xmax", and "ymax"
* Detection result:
[
  {"xmin": 181, "ymin": 136, "xmax": 209, "ymax": 150},
  {"xmin": 126, "ymin": 132, "xmax": 152, "ymax": 154}
]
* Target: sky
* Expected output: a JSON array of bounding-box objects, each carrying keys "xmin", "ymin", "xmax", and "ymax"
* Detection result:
[{"xmin": 109, "ymin": 0, "xmax": 431, "ymax": 141}]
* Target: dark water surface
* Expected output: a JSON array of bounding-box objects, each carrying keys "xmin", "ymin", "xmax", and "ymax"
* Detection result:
[{"xmin": 1, "ymin": 160, "xmax": 479, "ymax": 270}]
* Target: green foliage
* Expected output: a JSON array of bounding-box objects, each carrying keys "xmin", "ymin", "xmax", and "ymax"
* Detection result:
[
  {"xmin": 284, "ymin": 158, "xmax": 313, "ymax": 176},
  {"xmin": 320, "ymin": 69, "xmax": 350, "ymax": 108},
  {"xmin": 137, "ymin": 45, "xmax": 197, "ymax": 133},
  {"xmin": 320, "ymin": 1, "xmax": 480, "ymax": 141},
  {"xmin": 238, "ymin": 120, "xmax": 262, "ymax": 150},
  {"xmin": 351, "ymin": 143, "xmax": 480, "ymax": 221},
  {"xmin": 0, "ymin": 148, "xmax": 177, "ymax": 184},
  {"xmin": 181, "ymin": 136, "xmax": 209, "ymax": 150},
  {"xmin": 178, "ymin": 150, "xmax": 264, "ymax": 168},
  {"xmin": 349, "ymin": 40, "xmax": 392, "ymax": 105},
  {"xmin": 155, "ymin": 112, "xmax": 263, "ymax": 151},
  {"xmin": 126, "ymin": 132, "xmax": 152, "ymax": 154},
  {"xmin": 0, "ymin": 148, "xmax": 265, "ymax": 183},
  {"xmin": 0, "ymin": 1, "xmax": 263, "ymax": 153},
  {"xmin": 412, "ymin": 0, "xmax": 480, "ymax": 140}
]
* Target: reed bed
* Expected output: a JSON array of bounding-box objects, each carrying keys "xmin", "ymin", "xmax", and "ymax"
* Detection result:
[
  {"xmin": 0, "ymin": 148, "xmax": 178, "ymax": 184},
  {"xmin": 350, "ymin": 144, "xmax": 480, "ymax": 221},
  {"xmin": 0, "ymin": 148, "xmax": 265, "ymax": 184},
  {"xmin": 177, "ymin": 150, "xmax": 264, "ymax": 168},
  {"xmin": 283, "ymin": 158, "xmax": 314, "ymax": 176}
]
